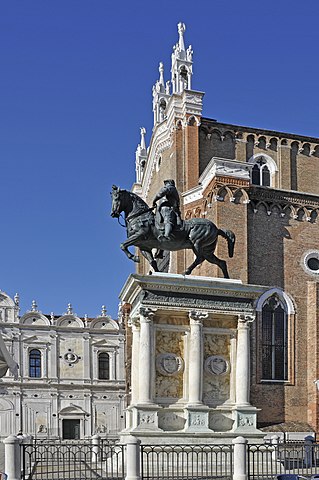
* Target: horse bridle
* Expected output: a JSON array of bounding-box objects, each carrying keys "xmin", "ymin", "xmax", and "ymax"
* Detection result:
[{"xmin": 117, "ymin": 206, "xmax": 156, "ymax": 228}]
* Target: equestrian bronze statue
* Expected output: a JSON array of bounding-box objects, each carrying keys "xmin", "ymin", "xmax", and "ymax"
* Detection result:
[{"xmin": 110, "ymin": 184, "xmax": 235, "ymax": 277}]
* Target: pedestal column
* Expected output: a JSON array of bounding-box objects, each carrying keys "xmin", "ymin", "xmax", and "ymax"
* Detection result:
[
  {"xmin": 236, "ymin": 314, "xmax": 254, "ymax": 406},
  {"xmin": 138, "ymin": 308, "xmax": 155, "ymax": 404},
  {"xmin": 188, "ymin": 311, "xmax": 208, "ymax": 405}
]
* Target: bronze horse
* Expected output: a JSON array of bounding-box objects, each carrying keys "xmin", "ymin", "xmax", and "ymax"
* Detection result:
[{"xmin": 110, "ymin": 185, "xmax": 235, "ymax": 277}]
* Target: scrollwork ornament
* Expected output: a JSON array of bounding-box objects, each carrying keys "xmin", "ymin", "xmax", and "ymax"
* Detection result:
[
  {"xmin": 189, "ymin": 310, "xmax": 208, "ymax": 324},
  {"xmin": 238, "ymin": 314, "xmax": 255, "ymax": 325},
  {"xmin": 139, "ymin": 307, "xmax": 156, "ymax": 322}
]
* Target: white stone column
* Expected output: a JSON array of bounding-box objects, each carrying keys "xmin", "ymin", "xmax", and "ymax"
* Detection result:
[
  {"xmin": 232, "ymin": 436, "xmax": 248, "ymax": 480},
  {"xmin": 130, "ymin": 318, "xmax": 140, "ymax": 405},
  {"xmin": 4, "ymin": 435, "xmax": 22, "ymax": 480},
  {"xmin": 229, "ymin": 333, "xmax": 237, "ymax": 404},
  {"xmin": 138, "ymin": 308, "xmax": 155, "ymax": 404},
  {"xmin": 236, "ymin": 314, "xmax": 254, "ymax": 406},
  {"xmin": 125, "ymin": 435, "xmax": 141, "ymax": 480},
  {"xmin": 188, "ymin": 311, "xmax": 208, "ymax": 405}
]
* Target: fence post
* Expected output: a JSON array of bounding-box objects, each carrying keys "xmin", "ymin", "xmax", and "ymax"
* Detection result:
[
  {"xmin": 91, "ymin": 434, "xmax": 101, "ymax": 463},
  {"xmin": 4, "ymin": 435, "xmax": 22, "ymax": 480},
  {"xmin": 271, "ymin": 435, "xmax": 279, "ymax": 461},
  {"xmin": 232, "ymin": 436, "xmax": 248, "ymax": 480},
  {"xmin": 125, "ymin": 435, "xmax": 141, "ymax": 480}
]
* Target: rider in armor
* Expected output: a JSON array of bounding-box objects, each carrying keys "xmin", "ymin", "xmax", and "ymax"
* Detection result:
[{"xmin": 152, "ymin": 179, "xmax": 182, "ymax": 240}]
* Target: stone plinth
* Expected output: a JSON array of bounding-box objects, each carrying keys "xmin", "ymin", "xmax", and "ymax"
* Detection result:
[{"xmin": 120, "ymin": 273, "xmax": 267, "ymax": 443}]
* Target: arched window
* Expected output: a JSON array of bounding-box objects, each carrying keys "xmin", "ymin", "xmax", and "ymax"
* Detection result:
[
  {"xmin": 98, "ymin": 352, "xmax": 110, "ymax": 380},
  {"xmin": 261, "ymin": 295, "xmax": 288, "ymax": 381},
  {"xmin": 29, "ymin": 349, "xmax": 41, "ymax": 378},
  {"xmin": 251, "ymin": 157, "xmax": 271, "ymax": 186}
]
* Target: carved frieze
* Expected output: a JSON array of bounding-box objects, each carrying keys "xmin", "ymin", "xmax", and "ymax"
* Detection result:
[{"xmin": 137, "ymin": 289, "xmax": 254, "ymax": 314}]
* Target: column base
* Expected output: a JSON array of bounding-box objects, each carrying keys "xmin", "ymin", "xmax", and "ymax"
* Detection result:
[
  {"xmin": 184, "ymin": 405, "xmax": 211, "ymax": 433},
  {"xmin": 232, "ymin": 405, "xmax": 263, "ymax": 435}
]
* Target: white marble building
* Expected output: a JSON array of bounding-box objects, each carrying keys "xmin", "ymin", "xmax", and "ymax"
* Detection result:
[{"xmin": 0, "ymin": 290, "xmax": 126, "ymax": 440}]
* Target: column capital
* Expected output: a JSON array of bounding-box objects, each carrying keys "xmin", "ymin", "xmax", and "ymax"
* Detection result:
[
  {"xmin": 238, "ymin": 314, "xmax": 255, "ymax": 326},
  {"xmin": 139, "ymin": 307, "xmax": 156, "ymax": 322},
  {"xmin": 189, "ymin": 310, "xmax": 208, "ymax": 324},
  {"xmin": 128, "ymin": 316, "xmax": 140, "ymax": 328}
]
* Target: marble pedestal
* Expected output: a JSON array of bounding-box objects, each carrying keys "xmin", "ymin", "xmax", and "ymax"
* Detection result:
[{"xmin": 120, "ymin": 273, "xmax": 267, "ymax": 444}]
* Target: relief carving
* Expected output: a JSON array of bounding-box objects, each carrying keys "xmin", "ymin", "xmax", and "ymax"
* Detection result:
[
  {"xmin": 238, "ymin": 414, "xmax": 254, "ymax": 427},
  {"xmin": 204, "ymin": 355, "xmax": 229, "ymax": 376},
  {"xmin": 156, "ymin": 353, "xmax": 184, "ymax": 376}
]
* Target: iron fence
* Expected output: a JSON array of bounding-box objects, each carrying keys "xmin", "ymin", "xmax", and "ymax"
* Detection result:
[
  {"xmin": 22, "ymin": 441, "xmax": 125, "ymax": 480},
  {"xmin": 248, "ymin": 442, "xmax": 319, "ymax": 480},
  {"xmin": 141, "ymin": 444, "xmax": 233, "ymax": 480}
]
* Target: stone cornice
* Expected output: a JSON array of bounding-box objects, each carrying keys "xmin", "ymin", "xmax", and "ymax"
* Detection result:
[
  {"xmin": 249, "ymin": 186, "xmax": 319, "ymax": 208},
  {"xmin": 119, "ymin": 273, "xmax": 268, "ymax": 319},
  {"xmin": 201, "ymin": 118, "xmax": 319, "ymax": 144}
]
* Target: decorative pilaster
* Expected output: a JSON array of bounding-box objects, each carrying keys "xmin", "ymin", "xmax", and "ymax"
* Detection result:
[
  {"xmin": 130, "ymin": 317, "xmax": 140, "ymax": 406},
  {"xmin": 236, "ymin": 314, "xmax": 254, "ymax": 406},
  {"xmin": 138, "ymin": 307, "xmax": 155, "ymax": 405},
  {"xmin": 228, "ymin": 333, "xmax": 237, "ymax": 404},
  {"xmin": 188, "ymin": 310, "xmax": 208, "ymax": 405}
]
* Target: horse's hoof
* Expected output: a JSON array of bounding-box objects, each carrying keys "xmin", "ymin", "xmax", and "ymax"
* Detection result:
[
  {"xmin": 133, "ymin": 255, "xmax": 140, "ymax": 263},
  {"xmin": 183, "ymin": 270, "xmax": 191, "ymax": 276}
]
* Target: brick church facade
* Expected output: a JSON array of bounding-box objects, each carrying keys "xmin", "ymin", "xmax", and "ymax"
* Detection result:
[{"xmin": 132, "ymin": 23, "xmax": 319, "ymax": 432}]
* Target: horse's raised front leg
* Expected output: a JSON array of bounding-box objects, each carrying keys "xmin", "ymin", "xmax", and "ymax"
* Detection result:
[
  {"xmin": 140, "ymin": 250, "xmax": 159, "ymax": 273},
  {"xmin": 120, "ymin": 234, "xmax": 145, "ymax": 263}
]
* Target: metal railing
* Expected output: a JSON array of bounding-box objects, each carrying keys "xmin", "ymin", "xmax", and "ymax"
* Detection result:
[
  {"xmin": 141, "ymin": 444, "xmax": 233, "ymax": 480},
  {"xmin": 22, "ymin": 441, "xmax": 125, "ymax": 480},
  {"xmin": 248, "ymin": 442, "xmax": 319, "ymax": 479}
]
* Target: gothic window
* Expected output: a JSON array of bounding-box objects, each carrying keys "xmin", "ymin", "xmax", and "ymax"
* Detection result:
[
  {"xmin": 29, "ymin": 349, "xmax": 41, "ymax": 378},
  {"xmin": 98, "ymin": 352, "xmax": 110, "ymax": 380},
  {"xmin": 261, "ymin": 295, "xmax": 288, "ymax": 381},
  {"xmin": 251, "ymin": 157, "xmax": 271, "ymax": 186}
]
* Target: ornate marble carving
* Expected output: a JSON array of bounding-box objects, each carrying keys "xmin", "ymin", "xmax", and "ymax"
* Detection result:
[
  {"xmin": 63, "ymin": 351, "xmax": 79, "ymax": 364},
  {"xmin": 139, "ymin": 412, "xmax": 155, "ymax": 424},
  {"xmin": 189, "ymin": 310, "xmax": 208, "ymax": 323},
  {"xmin": 238, "ymin": 414, "xmax": 254, "ymax": 427},
  {"xmin": 139, "ymin": 307, "xmax": 156, "ymax": 322},
  {"xmin": 156, "ymin": 353, "xmax": 184, "ymax": 376},
  {"xmin": 138, "ymin": 290, "xmax": 254, "ymax": 314},
  {"xmin": 204, "ymin": 355, "xmax": 229, "ymax": 376}
]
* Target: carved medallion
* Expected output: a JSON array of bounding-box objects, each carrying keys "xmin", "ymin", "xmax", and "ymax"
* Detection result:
[
  {"xmin": 156, "ymin": 353, "xmax": 184, "ymax": 376},
  {"xmin": 204, "ymin": 355, "xmax": 229, "ymax": 376}
]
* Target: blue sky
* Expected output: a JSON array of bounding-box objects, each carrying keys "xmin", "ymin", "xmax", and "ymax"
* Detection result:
[{"xmin": 1, "ymin": 0, "xmax": 319, "ymax": 319}]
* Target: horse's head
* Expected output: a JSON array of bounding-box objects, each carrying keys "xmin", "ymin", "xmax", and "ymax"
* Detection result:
[{"xmin": 110, "ymin": 185, "xmax": 124, "ymax": 218}]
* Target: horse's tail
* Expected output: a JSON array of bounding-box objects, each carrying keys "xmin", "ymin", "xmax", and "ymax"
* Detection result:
[{"xmin": 218, "ymin": 229, "xmax": 235, "ymax": 258}]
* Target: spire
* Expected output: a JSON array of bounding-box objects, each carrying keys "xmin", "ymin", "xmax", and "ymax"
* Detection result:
[
  {"xmin": 140, "ymin": 127, "xmax": 146, "ymax": 151},
  {"xmin": 159, "ymin": 62, "xmax": 165, "ymax": 88},
  {"xmin": 177, "ymin": 22, "xmax": 186, "ymax": 53},
  {"xmin": 135, "ymin": 127, "xmax": 147, "ymax": 184},
  {"xmin": 171, "ymin": 22, "xmax": 193, "ymax": 94},
  {"xmin": 152, "ymin": 62, "xmax": 171, "ymax": 126}
]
